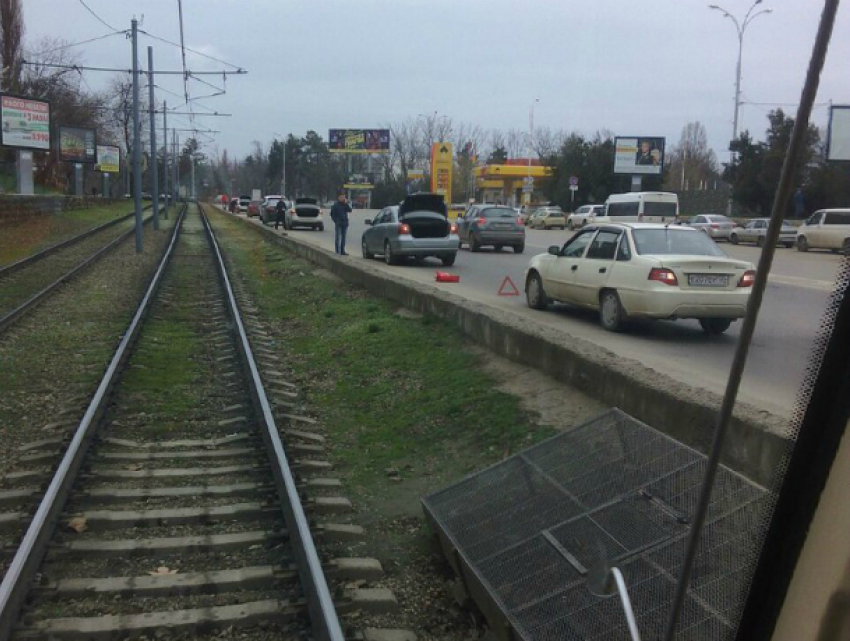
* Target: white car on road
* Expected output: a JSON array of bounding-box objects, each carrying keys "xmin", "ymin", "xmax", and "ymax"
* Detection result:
[
  {"xmin": 567, "ymin": 204, "xmax": 605, "ymax": 229},
  {"xmin": 524, "ymin": 223, "xmax": 756, "ymax": 334}
]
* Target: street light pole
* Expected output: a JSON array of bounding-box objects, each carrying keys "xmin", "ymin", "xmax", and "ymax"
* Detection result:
[
  {"xmin": 527, "ymin": 98, "xmax": 539, "ymax": 207},
  {"xmin": 709, "ymin": 1, "xmax": 772, "ymax": 213}
]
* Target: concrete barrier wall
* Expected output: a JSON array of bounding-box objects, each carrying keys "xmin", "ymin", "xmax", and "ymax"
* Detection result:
[
  {"xmin": 0, "ymin": 196, "xmax": 121, "ymax": 225},
  {"xmin": 227, "ymin": 211, "xmax": 792, "ymax": 486}
]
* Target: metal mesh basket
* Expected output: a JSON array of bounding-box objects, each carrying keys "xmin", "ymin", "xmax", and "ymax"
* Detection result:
[{"xmin": 422, "ymin": 408, "xmax": 771, "ymax": 640}]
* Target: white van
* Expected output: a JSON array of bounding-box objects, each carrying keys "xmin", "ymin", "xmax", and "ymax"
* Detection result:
[
  {"xmin": 796, "ymin": 209, "xmax": 850, "ymax": 255},
  {"xmin": 596, "ymin": 192, "xmax": 679, "ymax": 224}
]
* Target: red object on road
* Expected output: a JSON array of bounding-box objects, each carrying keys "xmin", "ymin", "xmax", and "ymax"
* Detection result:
[
  {"xmin": 436, "ymin": 271, "xmax": 460, "ymax": 283},
  {"xmin": 498, "ymin": 276, "xmax": 520, "ymax": 296}
]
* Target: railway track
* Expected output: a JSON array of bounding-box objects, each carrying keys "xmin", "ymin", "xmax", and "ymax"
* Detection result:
[
  {"xmin": 0, "ymin": 203, "xmax": 400, "ymax": 640},
  {"xmin": 0, "ymin": 206, "xmax": 160, "ymax": 334}
]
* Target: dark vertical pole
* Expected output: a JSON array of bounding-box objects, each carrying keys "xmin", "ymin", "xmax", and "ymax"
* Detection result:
[
  {"xmin": 147, "ymin": 46, "xmax": 159, "ymax": 231},
  {"xmin": 131, "ymin": 18, "xmax": 143, "ymax": 252},
  {"xmin": 162, "ymin": 101, "xmax": 168, "ymax": 219}
]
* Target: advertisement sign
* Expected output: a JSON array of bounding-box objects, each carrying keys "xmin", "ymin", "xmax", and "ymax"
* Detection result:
[
  {"xmin": 59, "ymin": 126, "xmax": 97, "ymax": 163},
  {"xmin": 0, "ymin": 95, "xmax": 50, "ymax": 150},
  {"xmin": 826, "ymin": 105, "xmax": 850, "ymax": 162},
  {"xmin": 430, "ymin": 142, "xmax": 453, "ymax": 204},
  {"xmin": 96, "ymin": 145, "xmax": 120, "ymax": 173},
  {"xmin": 407, "ymin": 169, "xmax": 425, "ymax": 181},
  {"xmin": 613, "ymin": 136, "xmax": 665, "ymax": 175},
  {"xmin": 329, "ymin": 129, "xmax": 390, "ymax": 153}
]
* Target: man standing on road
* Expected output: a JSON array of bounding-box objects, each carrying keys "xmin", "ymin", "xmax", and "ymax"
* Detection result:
[
  {"xmin": 275, "ymin": 198, "xmax": 286, "ymax": 230},
  {"xmin": 330, "ymin": 192, "xmax": 352, "ymax": 255}
]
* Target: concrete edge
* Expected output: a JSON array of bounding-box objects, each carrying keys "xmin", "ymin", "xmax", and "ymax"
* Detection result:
[{"xmin": 218, "ymin": 208, "xmax": 791, "ymax": 486}]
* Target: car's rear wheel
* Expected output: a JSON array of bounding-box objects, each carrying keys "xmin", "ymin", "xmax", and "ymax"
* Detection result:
[
  {"xmin": 362, "ymin": 238, "xmax": 374, "ymax": 259},
  {"xmin": 784, "ymin": 242, "xmax": 794, "ymax": 248},
  {"xmin": 730, "ymin": 233, "xmax": 739, "ymax": 245},
  {"xmin": 797, "ymin": 235, "xmax": 809, "ymax": 252},
  {"xmin": 756, "ymin": 235, "xmax": 765, "ymax": 248},
  {"xmin": 526, "ymin": 273, "xmax": 549, "ymax": 310},
  {"xmin": 568, "ymin": 220, "xmax": 575, "ymax": 230},
  {"xmin": 494, "ymin": 244, "xmax": 503, "ymax": 252},
  {"xmin": 441, "ymin": 254, "xmax": 456, "ymax": 266},
  {"xmin": 699, "ymin": 318, "xmax": 732, "ymax": 335},
  {"xmin": 469, "ymin": 233, "xmax": 481, "ymax": 252},
  {"xmin": 384, "ymin": 241, "xmax": 397, "ymax": 265},
  {"xmin": 599, "ymin": 290, "xmax": 626, "ymax": 332},
  {"xmin": 318, "ymin": 224, "xmax": 324, "ymax": 231},
  {"xmin": 514, "ymin": 243, "xmax": 525, "ymax": 254}
]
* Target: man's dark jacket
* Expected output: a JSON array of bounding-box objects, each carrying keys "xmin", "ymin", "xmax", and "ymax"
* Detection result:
[{"xmin": 330, "ymin": 201, "xmax": 352, "ymax": 226}]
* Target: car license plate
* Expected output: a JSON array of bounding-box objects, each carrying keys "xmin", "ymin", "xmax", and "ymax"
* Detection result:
[
  {"xmin": 688, "ymin": 274, "xmax": 729, "ymax": 287},
  {"xmin": 494, "ymin": 223, "xmax": 512, "ymax": 230}
]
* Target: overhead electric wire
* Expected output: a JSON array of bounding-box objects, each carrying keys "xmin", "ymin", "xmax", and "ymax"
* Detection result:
[
  {"xmin": 137, "ymin": 29, "xmax": 242, "ymax": 70},
  {"xmin": 78, "ymin": 0, "xmax": 119, "ymax": 32},
  {"xmin": 36, "ymin": 31, "xmax": 127, "ymax": 56}
]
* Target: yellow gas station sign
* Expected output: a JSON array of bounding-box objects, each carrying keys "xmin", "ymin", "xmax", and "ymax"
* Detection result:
[{"xmin": 430, "ymin": 142, "xmax": 453, "ymax": 204}]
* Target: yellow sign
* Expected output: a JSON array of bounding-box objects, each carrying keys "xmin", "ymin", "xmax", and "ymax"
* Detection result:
[
  {"xmin": 430, "ymin": 142, "xmax": 453, "ymax": 204},
  {"xmin": 344, "ymin": 183, "xmax": 374, "ymax": 189}
]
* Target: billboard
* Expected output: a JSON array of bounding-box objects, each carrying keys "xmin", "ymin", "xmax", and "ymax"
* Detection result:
[
  {"xmin": 613, "ymin": 136, "xmax": 665, "ymax": 175},
  {"xmin": 96, "ymin": 145, "xmax": 120, "ymax": 173},
  {"xmin": 59, "ymin": 126, "xmax": 97, "ymax": 163},
  {"xmin": 430, "ymin": 142, "xmax": 453, "ymax": 204},
  {"xmin": 329, "ymin": 129, "xmax": 390, "ymax": 153},
  {"xmin": 826, "ymin": 105, "xmax": 850, "ymax": 162},
  {"xmin": 0, "ymin": 95, "xmax": 50, "ymax": 150}
]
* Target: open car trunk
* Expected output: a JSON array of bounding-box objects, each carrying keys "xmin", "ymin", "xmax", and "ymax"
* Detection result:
[
  {"xmin": 399, "ymin": 193, "xmax": 449, "ymax": 238},
  {"xmin": 295, "ymin": 197, "xmax": 319, "ymax": 218}
]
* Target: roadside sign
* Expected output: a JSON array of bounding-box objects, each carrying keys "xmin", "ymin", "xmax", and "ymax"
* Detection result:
[
  {"xmin": 569, "ymin": 176, "xmax": 578, "ymax": 186},
  {"xmin": 569, "ymin": 185, "xmax": 579, "ymax": 192},
  {"xmin": 522, "ymin": 184, "xmax": 533, "ymax": 193}
]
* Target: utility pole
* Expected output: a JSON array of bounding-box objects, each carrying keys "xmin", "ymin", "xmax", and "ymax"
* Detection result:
[
  {"xmin": 162, "ymin": 100, "xmax": 168, "ymax": 219},
  {"xmin": 131, "ymin": 18, "xmax": 143, "ymax": 252},
  {"xmin": 174, "ymin": 131, "xmax": 180, "ymax": 201},
  {"xmin": 147, "ymin": 46, "xmax": 159, "ymax": 230},
  {"xmin": 190, "ymin": 153, "xmax": 196, "ymax": 199}
]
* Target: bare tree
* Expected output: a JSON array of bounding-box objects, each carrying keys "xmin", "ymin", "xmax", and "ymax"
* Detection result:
[
  {"xmin": 505, "ymin": 128, "xmax": 526, "ymax": 160},
  {"xmin": 533, "ymin": 126, "xmax": 567, "ymax": 160},
  {"xmin": 417, "ymin": 112, "xmax": 453, "ymax": 157},
  {"xmin": 0, "ymin": 0, "xmax": 23, "ymax": 92},
  {"xmin": 391, "ymin": 118, "xmax": 425, "ymax": 182},
  {"xmin": 665, "ymin": 121, "xmax": 720, "ymax": 190}
]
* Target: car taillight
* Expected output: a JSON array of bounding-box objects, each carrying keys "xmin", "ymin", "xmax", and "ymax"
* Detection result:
[
  {"xmin": 477, "ymin": 217, "xmax": 487, "ymax": 225},
  {"xmin": 450, "ymin": 223, "xmax": 457, "ymax": 234},
  {"xmin": 648, "ymin": 268, "xmax": 678, "ymax": 286},
  {"xmin": 398, "ymin": 223, "xmax": 411, "ymax": 235},
  {"xmin": 738, "ymin": 270, "xmax": 756, "ymax": 287},
  {"xmin": 710, "ymin": 223, "xmax": 719, "ymax": 229},
  {"xmin": 517, "ymin": 217, "xmax": 524, "ymax": 226}
]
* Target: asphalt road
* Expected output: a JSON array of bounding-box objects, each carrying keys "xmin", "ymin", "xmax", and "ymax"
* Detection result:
[{"xmin": 241, "ymin": 208, "xmax": 845, "ymax": 418}]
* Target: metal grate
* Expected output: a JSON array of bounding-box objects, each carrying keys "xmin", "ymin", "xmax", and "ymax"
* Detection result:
[{"xmin": 422, "ymin": 409, "xmax": 771, "ymax": 640}]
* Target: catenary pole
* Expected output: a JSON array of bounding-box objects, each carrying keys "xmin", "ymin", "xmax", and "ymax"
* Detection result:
[
  {"xmin": 162, "ymin": 101, "xmax": 168, "ymax": 219},
  {"xmin": 131, "ymin": 18, "xmax": 143, "ymax": 252},
  {"xmin": 147, "ymin": 46, "xmax": 159, "ymax": 230}
]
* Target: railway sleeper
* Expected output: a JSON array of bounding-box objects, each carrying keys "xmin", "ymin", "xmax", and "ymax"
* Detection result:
[
  {"xmin": 15, "ymin": 598, "xmax": 306, "ymax": 639},
  {"xmin": 55, "ymin": 530, "xmax": 288, "ymax": 557},
  {"xmin": 36, "ymin": 565, "xmax": 299, "ymax": 598},
  {"xmin": 99, "ymin": 432, "xmax": 251, "ymax": 449},
  {"xmin": 61, "ymin": 502, "xmax": 277, "ymax": 530},
  {"xmin": 87, "ymin": 463, "xmax": 271, "ymax": 479},
  {"xmin": 75, "ymin": 482, "xmax": 272, "ymax": 503}
]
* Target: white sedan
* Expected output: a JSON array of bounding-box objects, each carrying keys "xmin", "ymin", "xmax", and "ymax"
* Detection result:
[{"xmin": 524, "ymin": 223, "xmax": 756, "ymax": 334}]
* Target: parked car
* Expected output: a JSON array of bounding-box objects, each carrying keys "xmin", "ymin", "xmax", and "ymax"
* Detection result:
[
  {"xmin": 285, "ymin": 197, "xmax": 324, "ymax": 231},
  {"xmin": 795, "ymin": 209, "xmax": 850, "ymax": 255},
  {"xmin": 730, "ymin": 218, "xmax": 796, "ymax": 248},
  {"xmin": 361, "ymin": 193, "xmax": 458, "ymax": 266},
  {"xmin": 237, "ymin": 195, "xmax": 251, "ymax": 213},
  {"xmin": 247, "ymin": 199, "xmax": 263, "ymax": 218},
  {"xmin": 260, "ymin": 195, "xmax": 286, "ymax": 225},
  {"xmin": 527, "ymin": 206, "xmax": 567, "ymax": 230},
  {"xmin": 686, "ymin": 214, "xmax": 735, "ymax": 241},
  {"xmin": 524, "ymin": 222, "xmax": 756, "ymax": 334},
  {"xmin": 568, "ymin": 204, "xmax": 605, "ymax": 230},
  {"xmin": 457, "ymin": 204, "xmax": 525, "ymax": 253}
]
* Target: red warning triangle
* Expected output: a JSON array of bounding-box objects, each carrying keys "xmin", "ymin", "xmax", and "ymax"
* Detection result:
[{"xmin": 498, "ymin": 275, "xmax": 520, "ymax": 296}]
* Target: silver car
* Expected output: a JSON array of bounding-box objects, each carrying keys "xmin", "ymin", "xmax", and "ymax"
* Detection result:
[
  {"xmin": 361, "ymin": 193, "xmax": 459, "ymax": 266},
  {"xmin": 730, "ymin": 218, "xmax": 796, "ymax": 248},
  {"xmin": 458, "ymin": 205, "xmax": 526, "ymax": 253},
  {"xmin": 687, "ymin": 214, "xmax": 735, "ymax": 241},
  {"xmin": 567, "ymin": 204, "xmax": 604, "ymax": 229}
]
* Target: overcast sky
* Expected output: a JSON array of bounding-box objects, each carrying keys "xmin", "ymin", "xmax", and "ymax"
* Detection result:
[{"xmin": 25, "ymin": 0, "xmax": 850, "ymax": 164}]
